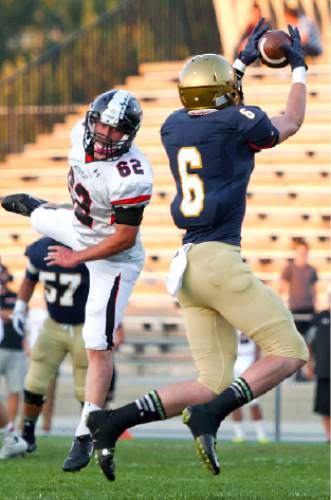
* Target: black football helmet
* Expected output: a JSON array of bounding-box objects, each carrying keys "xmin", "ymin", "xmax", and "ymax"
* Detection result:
[{"xmin": 84, "ymin": 89, "xmax": 142, "ymax": 161}]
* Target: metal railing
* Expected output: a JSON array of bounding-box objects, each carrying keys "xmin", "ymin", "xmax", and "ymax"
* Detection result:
[{"xmin": 0, "ymin": 0, "xmax": 220, "ymax": 162}]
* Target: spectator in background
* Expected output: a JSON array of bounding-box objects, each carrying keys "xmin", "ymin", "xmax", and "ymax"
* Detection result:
[
  {"xmin": 231, "ymin": 333, "xmax": 268, "ymax": 443},
  {"xmin": 305, "ymin": 300, "xmax": 330, "ymax": 442},
  {"xmin": 279, "ymin": 240, "xmax": 318, "ymax": 381},
  {"xmin": 234, "ymin": 3, "xmax": 263, "ymax": 61},
  {"xmin": 284, "ymin": 1, "xmax": 323, "ymax": 57},
  {"xmin": 279, "ymin": 240, "xmax": 318, "ymax": 340},
  {"xmin": 0, "ymin": 264, "xmax": 26, "ymax": 429}
]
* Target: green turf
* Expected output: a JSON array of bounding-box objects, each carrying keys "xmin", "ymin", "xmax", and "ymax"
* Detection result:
[{"xmin": 0, "ymin": 437, "xmax": 329, "ymax": 499}]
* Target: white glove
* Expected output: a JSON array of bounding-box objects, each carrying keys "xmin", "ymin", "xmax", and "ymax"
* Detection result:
[{"xmin": 12, "ymin": 299, "xmax": 28, "ymax": 336}]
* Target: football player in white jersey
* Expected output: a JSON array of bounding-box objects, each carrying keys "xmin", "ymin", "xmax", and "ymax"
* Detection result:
[{"xmin": 1, "ymin": 89, "xmax": 153, "ymax": 473}]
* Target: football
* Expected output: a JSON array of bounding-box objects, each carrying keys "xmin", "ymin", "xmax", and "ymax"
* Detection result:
[{"xmin": 258, "ymin": 29, "xmax": 291, "ymax": 68}]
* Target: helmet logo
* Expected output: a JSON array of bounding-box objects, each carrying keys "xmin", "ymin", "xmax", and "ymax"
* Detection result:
[{"xmin": 101, "ymin": 90, "xmax": 131, "ymax": 128}]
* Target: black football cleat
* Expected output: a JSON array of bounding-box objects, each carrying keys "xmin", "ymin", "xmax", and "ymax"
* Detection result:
[
  {"xmin": 22, "ymin": 434, "xmax": 37, "ymax": 454},
  {"xmin": 62, "ymin": 434, "xmax": 94, "ymax": 472},
  {"xmin": 87, "ymin": 410, "xmax": 123, "ymax": 481},
  {"xmin": 86, "ymin": 410, "xmax": 121, "ymax": 449},
  {"xmin": 1, "ymin": 193, "xmax": 47, "ymax": 217},
  {"xmin": 183, "ymin": 406, "xmax": 220, "ymax": 475},
  {"xmin": 96, "ymin": 448, "xmax": 116, "ymax": 481}
]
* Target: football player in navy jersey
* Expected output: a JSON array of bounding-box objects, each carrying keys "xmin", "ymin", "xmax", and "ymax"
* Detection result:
[
  {"xmin": 12, "ymin": 236, "xmax": 89, "ymax": 454},
  {"xmin": 85, "ymin": 19, "xmax": 310, "ymax": 481}
]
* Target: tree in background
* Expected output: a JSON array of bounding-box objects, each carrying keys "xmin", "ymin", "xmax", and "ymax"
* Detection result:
[{"xmin": 0, "ymin": 0, "xmax": 119, "ymax": 79}]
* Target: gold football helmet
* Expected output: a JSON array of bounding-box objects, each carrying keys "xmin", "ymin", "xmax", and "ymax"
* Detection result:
[{"xmin": 178, "ymin": 54, "xmax": 241, "ymax": 111}]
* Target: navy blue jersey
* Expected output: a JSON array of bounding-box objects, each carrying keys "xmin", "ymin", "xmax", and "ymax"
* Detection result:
[
  {"xmin": 25, "ymin": 237, "xmax": 89, "ymax": 325},
  {"xmin": 161, "ymin": 105, "xmax": 279, "ymax": 246}
]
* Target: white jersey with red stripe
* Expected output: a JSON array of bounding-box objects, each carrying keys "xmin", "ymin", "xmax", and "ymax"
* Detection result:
[{"xmin": 67, "ymin": 120, "xmax": 153, "ymax": 264}]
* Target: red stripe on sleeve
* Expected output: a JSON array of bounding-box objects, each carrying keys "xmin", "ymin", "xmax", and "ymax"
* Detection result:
[
  {"xmin": 111, "ymin": 194, "xmax": 151, "ymax": 205},
  {"xmin": 248, "ymin": 137, "xmax": 278, "ymax": 151}
]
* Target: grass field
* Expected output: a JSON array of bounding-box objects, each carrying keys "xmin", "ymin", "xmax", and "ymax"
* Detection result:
[{"xmin": 0, "ymin": 437, "xmax": 329, "ymax": 499}]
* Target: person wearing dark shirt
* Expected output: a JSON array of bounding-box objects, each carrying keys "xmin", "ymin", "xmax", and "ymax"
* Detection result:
[
  {"xmin": 0, "ymin": 264, "xmax": 26, "ymax": 432},
  {"xmin": 11, "ymin": 237, "xmax": 89, "ymax": 453},
  {"xmin": 279, "ymin": 240, "xmax": 318, "ymax": 337},
  {"xmin": 85, "ymin": 20, "xmax": 309, "ymax": 481},
  {"xmin": 284, "ymin": 1, "xmax": 323, "ymax": 57},
  {"xmin": 305, "ymin": 307, "xmax": 330, "ymax": 442},
  {"xmin": 279, "ymin": 240, "xmax": 318, "ymax": 381}
]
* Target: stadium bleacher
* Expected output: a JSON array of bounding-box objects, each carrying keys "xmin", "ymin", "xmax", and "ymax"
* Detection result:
[{"xmin": 0, "ymin": 55, "xmax": 330, "ymax": 359}]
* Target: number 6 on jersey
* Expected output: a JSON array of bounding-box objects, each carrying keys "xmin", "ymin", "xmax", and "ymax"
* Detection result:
[{"xmin": 178, "ymin": 147, "xmax": 204, "ymax": 217}]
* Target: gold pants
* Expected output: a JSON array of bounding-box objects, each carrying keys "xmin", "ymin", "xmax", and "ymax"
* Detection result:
[
  {"xmin": 25, "ymin": 317, "xmax": 87, "ymax": 402},
  {"xmin": 177, "ymin": 242, "xmax": 308, "ymax": 394}
]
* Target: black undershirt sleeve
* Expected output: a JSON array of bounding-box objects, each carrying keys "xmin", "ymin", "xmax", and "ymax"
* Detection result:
[{"xmin": 113, "ymin": 205, "xmax": 145, "ymax": 226}]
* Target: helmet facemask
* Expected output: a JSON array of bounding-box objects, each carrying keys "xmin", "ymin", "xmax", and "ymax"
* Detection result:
[{"xmin": 84, "ymin": 111, "xmax": 133, "ymax": 161}]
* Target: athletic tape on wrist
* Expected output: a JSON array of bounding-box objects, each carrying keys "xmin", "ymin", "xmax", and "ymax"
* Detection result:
[
  {"xmin": 292, "ymin": 66, "xmax": 306, "ymax": 84},
  {"xmin": 233, "ymin": 58, "xmax": 247, "ymax": 74}
]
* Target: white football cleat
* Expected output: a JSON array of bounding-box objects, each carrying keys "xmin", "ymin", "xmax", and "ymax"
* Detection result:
[{"xmin": 0, "ymin": 433, "xmax": 28, "ymax": 459}]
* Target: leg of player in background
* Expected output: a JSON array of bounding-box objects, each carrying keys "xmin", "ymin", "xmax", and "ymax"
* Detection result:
[
  {"xmin": 321, "ymin": 416, "xmax": 330, "ymax": 442},
  {"xmin": 41, "ymin": 377, "xmax": 57, "ymax": 434},
  {"xmin": 231, "ymin": 408, "xmax": 246, "ymax": 442},
  {"xmin": 7, "ymin": 393, "xmax": 20, "ymax": 426},
  {"xmin": 5, "ymin": 349, "xmax": 26, "ymax": 428},
  {"xmin": 250, "ymin": 403, "xmax": 268, "ymax": 443},
  {"xmin": 23, "ymin": 317, "xmax": 68, "ymax": 453},
  {"xmin": 22, "ymin": 390, "xmax": 45, "ymax": 452},
  {"xmin": 0, "ymin": 403, "xmax": 7, "ymax": 428},
  {"xmin": 104, "ymin": 364, "xmax": 117, "ymax": 410},
  {"xmin": 0, "ymin": 401, "xmax": 27, "ymax": 459}
]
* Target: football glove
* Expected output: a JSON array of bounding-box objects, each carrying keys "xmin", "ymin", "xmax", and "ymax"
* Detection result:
[
  {"xmin": 239, "ymin": 17, "xmax": 270, "ymax": 66},
  {"xmin": 283, "ymin": 25, "xmax": 308, "ymax": 71},
  {"xmin": 12, "ymin": 299, "xmax": 28, "ymax": 336}
]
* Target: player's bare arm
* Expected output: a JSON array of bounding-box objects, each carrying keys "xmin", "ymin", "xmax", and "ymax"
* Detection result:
[
  {"xmin": 270, "ymin": 25, "xmax": 307, "ymax": 143},
  {"xmin": 45, "ymin": 223, "xmax": 139, "ymax": 267},
  {"xmin": 16, "ymin": 276, "xmax": 36, "ymax": 303}
]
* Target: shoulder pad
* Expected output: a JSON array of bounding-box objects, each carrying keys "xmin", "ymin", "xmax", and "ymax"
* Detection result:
[
  {"xmin": 25, "ymin": 237, "xmax": 57, "ymax": 264},
  {"xmin": 70, "ymin": 119, "xmax": 85, "ymax": 146}
]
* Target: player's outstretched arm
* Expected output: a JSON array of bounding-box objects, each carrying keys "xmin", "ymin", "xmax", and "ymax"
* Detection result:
[
  {"xmin": 270, "ymin": 25, "xmax": 307, "ymax": 144},
  {"xmin": 233, "ymin": 17, "xmax": 270, "ymax": 76}
]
